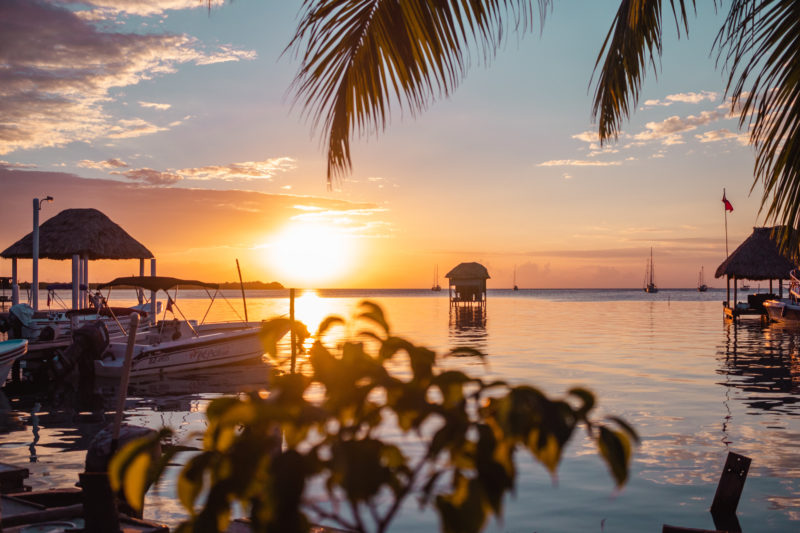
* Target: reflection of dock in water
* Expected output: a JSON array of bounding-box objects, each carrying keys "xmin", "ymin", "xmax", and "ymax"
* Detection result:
[
  {"xmin": 720, "ymin": 321, "xmax": 800, "ymax": 415},
  {"xmin": 449, "ymin": 306, "xmax": 487, "ymax": 355}
]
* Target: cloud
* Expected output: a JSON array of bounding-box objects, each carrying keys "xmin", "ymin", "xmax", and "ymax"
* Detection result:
[
  {"xmin": 572, "ymin": 131, "xmax": 600, "ymax": 144},
  {"xmin": 177, "ymin": 158, "xmax": 297, "ymax": 181},
  {"xmin": 113, "ymin": 167, "xmax": 181, "ymax": 185},
  {"xmin": 107, "ymin": 119, "xmax": 168, "ymax": 139},
  {"xmin": 644, "ymin": 91, "xmax": 718, "ymax": 107},
  {"xmin": 695, "ymin": 128, "xmax": 750, "ymax": 145},
  {"xmin": 63, "ymin": 0, "xmax": 226, "ymax": 17},
  {"xmin": 632, "ymin": 110, "xmax": 726, "ymax": 143},
  {"xmin": 100, "ymin": 157, "xmax": 296, "ymax": 186},
  {"xmin": 290, "ymin": 205, "xmax": 392, "ymax": 237},
  {"xmin": 139, "ymin": 101, "xmax": 171, "ymax": 110},
  {"xmin": 78, "ymin": 158, "xmax": 129, "ymax": 169},
  {"xmin": 0, "ymin": 160, "xmax": 36, "ymax": 169},
  {"xmin": 0, "ymin": 0, "xmax": 256, "ymax": 155},
  {"xmin": 538, "ymin": 159, "xmax": 623, "ymax": 167}
]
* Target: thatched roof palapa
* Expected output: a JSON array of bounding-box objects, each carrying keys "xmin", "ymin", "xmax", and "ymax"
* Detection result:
[
  {"xmin": 714, "ymin": 226, "xmax": 796, "ymax": 280},
  {"xmin": 1, "ymin": 208, "xmax": 153, "ymax": 260},
  {"xmin": 445, "ymin": 262, "xmax": 491, "ymax": 280}
]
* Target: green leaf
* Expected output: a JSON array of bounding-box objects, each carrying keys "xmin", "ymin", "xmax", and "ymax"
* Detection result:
[
  {"xmin": 607, "ymin": 415, "xmax": 640, "ymax": 444},
  {"xmin": 316, "ymin": 315, "xmax": 344, "ymax": 336},
  {"xmin": 357, "ymin": 300, "xmax": 390, "ymax": 335},
  {"xmin": 568, "ymin": 387, "xmax": 596, "ymax": 418},
  {"xmin": 597, "ymin": 426, "xmax": 633, "ymax": 487},
  {"xmin": 177, "ymin": 451, "xmax": 217, "ymax": 514}
]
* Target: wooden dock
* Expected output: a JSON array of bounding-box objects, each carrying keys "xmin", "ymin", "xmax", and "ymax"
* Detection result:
[{"xmin": 723, "ymin": 303, "xmax": 769, "ymax": 324}]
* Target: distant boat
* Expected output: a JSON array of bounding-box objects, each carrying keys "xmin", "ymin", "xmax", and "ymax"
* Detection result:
[
  {"xmin": 644, "ymin": 247, "xmax": 658, "ymax": 293},
  {"xmin": 431, "ymin": 265, "xmax": 442, "ymax": 292},
  {"xmin": 697, "ymin": 266, "xmax": 708, "ymax": 292},
  {"xmin": 513, "ymin": 265, "xmax": 519, "ymax": 291},
  {"xmin": 741, "ymin": 282, "xmax": 751, "ymax": 291}
]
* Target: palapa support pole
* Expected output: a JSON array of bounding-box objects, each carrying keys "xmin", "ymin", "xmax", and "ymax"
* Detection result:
[
  {"xmin": 11, "ymin": 257, "xmax": 18, "ymax": 306},
  {"xmin": 138, "ymin": 259, "xmax": 145, "ymax": 305},
  {"xmin": 150, "ymin": 258, "xmax": 157, "ymax": 326},
  {"xmin": 82, "ymin": 255, "xmax": 89, "ymax": 308},
  {"xmin": 290, "ymin": 288, "xmax": 296, "ymax": 373},
  {"xmin": 236, "ymin": 258, "xmax": 248, "ymax": 323},
  {"xmin": 72, "ymin": 254, "xmax": 80, "ymax": 309}
]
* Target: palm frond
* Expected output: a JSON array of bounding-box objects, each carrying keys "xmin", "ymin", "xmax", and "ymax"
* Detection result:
[
  {"xmin": 591, "ymin": 0, "xmax": 694, "ymax": 143},
  {"xmin": 715, "ymin": 0, "xmax": 800, "ymax": 256},
  {"xmin": 286, "ymin": 0, "xmax": 551, "ymax": 185}
]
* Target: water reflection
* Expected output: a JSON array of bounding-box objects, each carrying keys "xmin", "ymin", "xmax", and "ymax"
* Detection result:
[
  {"xmin": 448, "ymin": 306, "xmax": 487, "ymax": 354},
  {"xmin": 719, "ymin": 321, "xmax": 800, "ymax": 415}
]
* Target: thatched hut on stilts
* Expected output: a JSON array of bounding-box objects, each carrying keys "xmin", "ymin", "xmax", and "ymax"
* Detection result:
[
  {"xmin": 1, "ymin": 208, "xmax": 155, "ymax": 312},
  {"xmin": 715, "ymin": 226, "xmax": 796, "ymax": 321}
]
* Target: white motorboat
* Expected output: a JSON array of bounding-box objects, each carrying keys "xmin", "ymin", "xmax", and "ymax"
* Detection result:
[
  {"xmin": 93, "ymin": 276, "xmax": 265, "ymax": 378},
  {"xmin": 0, "ymin": 339, "xmax": 28, "ymax": 384},
  {"xmin": 764, "ymin": 270, "xmax": 800, "ymax": 325}
]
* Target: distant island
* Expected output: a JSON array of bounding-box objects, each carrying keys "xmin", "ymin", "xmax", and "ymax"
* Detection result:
[{"xmin": 218, "ymin": 281, "xmax": 284, "ymax": 290}]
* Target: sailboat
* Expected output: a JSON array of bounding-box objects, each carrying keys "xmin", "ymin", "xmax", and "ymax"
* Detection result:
[
  {"xmin": 644, "ymin": 247, "xmax": 658, "ymax": 293},
  {"xmin": 697, "ymin": 266, "xmax": 708, "ymax": 292},
  {"xmin": 513, "ymin": 266, "xmax": 519, "ymax": 291},
  {"xmin": 431, "ymin": 265, "xmax": 442, "ymax": 292}
]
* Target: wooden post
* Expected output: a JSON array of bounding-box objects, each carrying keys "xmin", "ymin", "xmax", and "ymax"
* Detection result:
[
  {"xmin": 11, "ymin": 257, "xmax": 18, "ymax": 306},
  {"xmin": 710, "ymin": 451, "xmax": 751, "ymax": 518},
  {"xmin": 236, "ymin": 259, "xmax": 248, "ymax": 323},
  {"xmin": 290, "ymin": 288, "xmax": 296, "ymax": 374},
  {"xmin": 72, "ymin": 254, "xmax": 80, "ymax": 310},
  {"xmin": 112, "ymin": 313, "xmax": 140, "ymax": 452},
  {"xmin": 726, "ymin": 276, "xmax": 730, "ymax": 307}
]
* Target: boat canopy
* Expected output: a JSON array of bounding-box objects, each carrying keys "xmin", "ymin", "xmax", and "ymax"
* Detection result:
[{"xmin": 98, "ymin": 276, "xmax": 219, "ymax": 292}]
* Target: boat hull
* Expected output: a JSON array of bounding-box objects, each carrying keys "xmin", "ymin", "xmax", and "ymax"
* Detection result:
[
  {"xmin": 95, "ymin": 327, "xmax": 265, "ymax": 378},
  {"xmin": 0, "ymin": 339, "xmax": 28, "ymax": 383},
  {"xmin": 764, "ymin": 299, "xmax": 800, "ymax": 324}
]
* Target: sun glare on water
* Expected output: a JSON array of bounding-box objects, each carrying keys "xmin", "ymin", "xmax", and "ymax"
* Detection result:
[{"xmin": 263, "ymin": 223, "xmax": 357, "ymax": 286}]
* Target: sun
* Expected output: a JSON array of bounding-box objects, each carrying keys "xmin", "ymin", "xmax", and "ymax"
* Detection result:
[{"xmin": 263, "ymin": 223, "xmax": 357, "ymax": 286}]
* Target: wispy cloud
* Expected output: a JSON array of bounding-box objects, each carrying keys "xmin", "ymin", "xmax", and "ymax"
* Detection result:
[
  {"xmin": 632, "ymin": 110, "xmax": 726, "ymax": 144},
  {"xmin": 695, "ymin": 129, "xmax": 750, "ymax": 145},
  {"xmin": 538, "ymin": 159, "xmax": 623, "ymax": 167},
  {"xmin": 114, "ymin": 168, "xmax": 182, "ymax": 186},
  {"xmin": 70, "ymin": 0, "xmax": 226, "ymax": 17},
  {"xmin": 290, "ymin": 205, "xmax": 392, "ymax": 237},
  {"xmin": 178, "ymin": 158, "xmax": 296, "ymax": 181},
  {"xmin": 0, "ymin": 0, "xmax": 256, "ymax": 155},
  {"xmin": 107, "ymin": 157, "xmax": 296, "ymax": 186},
  {"xmin": 78, "ymin": 158, "xmax": 129, "ymax": 169},
  {"xmin": 644, "ymin": 91, "xmax": 718, "ymax": 107},
  {"xmin": 0, "ymin": 160, "xmax": 36, "ymax": 169},
  {"xmin": 139, "ymin": 101, "xmax": 171, "ymax": 111}
]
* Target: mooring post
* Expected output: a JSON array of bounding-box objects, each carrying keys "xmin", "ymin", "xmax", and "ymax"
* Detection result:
[
  {"xmin": 290, "ymin": 288, "xmax": 296, "ymax": 373},
  {"xmin": 710, "ymin": 451, "xmax": 750, "ymax": 531}
]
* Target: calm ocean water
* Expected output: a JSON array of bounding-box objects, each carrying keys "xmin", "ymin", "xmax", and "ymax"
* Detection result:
[{"xmin": 2, "ymin": 288, "xmax": 799, "ymax": 532}]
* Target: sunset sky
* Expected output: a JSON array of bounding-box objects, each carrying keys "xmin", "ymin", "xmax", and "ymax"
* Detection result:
[{"xmin": 0, "ymin": 0, "xmax": 771, "ymax": 288}]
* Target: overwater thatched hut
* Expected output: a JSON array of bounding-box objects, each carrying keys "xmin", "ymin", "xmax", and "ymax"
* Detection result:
[
  {"xmin": 715, "ymin": 226, "xmax": 796, "ymax": 319},
  {"xmin": 446, "ymin": 262, "xmax": 490, "ymax": 309},
  {"xmin": 1, "ymin": 208, "xmax": 154, "ymax": 310}
]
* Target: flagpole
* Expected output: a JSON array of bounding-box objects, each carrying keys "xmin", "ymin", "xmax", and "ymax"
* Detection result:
[{"xmin": 724, "ymin": 188, "xmax": 729, "ymax": 257}]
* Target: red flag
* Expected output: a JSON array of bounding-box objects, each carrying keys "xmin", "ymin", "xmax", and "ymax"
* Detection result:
[
  {"xmin": 722, "ymin": 193, "xmax": 734, "ymax": 212},
  {"xmin": 166, "ymin": 296, "xmax": 174, "ymax": 312}
]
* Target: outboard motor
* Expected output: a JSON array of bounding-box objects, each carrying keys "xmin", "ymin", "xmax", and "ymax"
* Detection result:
[{"xmin": 49, "ymin": 320, "xmax": 110, "ymax": 411}]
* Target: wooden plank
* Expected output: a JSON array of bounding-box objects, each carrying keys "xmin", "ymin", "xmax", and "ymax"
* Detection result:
[{"xmin": 710, "ymin": 451, "xmax": 751, "ymax": 517}]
